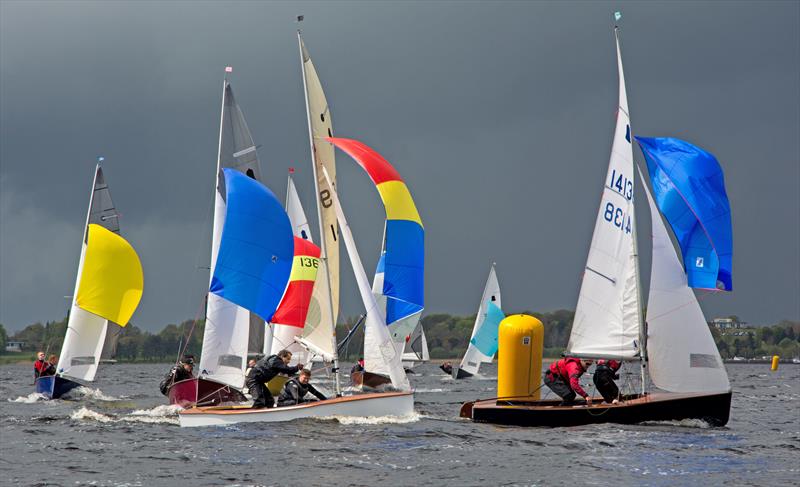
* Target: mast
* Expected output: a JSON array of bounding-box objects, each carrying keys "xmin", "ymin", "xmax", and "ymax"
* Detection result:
[
  {"xmin": 614, "ymin": 20, "xmax": 648, "ymax": 395},
  {"xmin": 297, "ymin": 27, "xmax": 341, "ymax": 396}
]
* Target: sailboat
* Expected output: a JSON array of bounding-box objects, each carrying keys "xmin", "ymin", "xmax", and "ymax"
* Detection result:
[
  {"xmin": 451, "ymin": 264, "xmax": 504, "ymax": 379},
  {"xmin": 167, "ymin": 75, "xmax": 266, "ymax": 407},
  {"xmin": 178, "ymin": 32, "xmax": 415, "ymax": 426},
  {"xmin": 36, "ymin": 163, "xmax": 144, "ymax": 399},
  {"xmin": 460, "ymin": 19, "xmax": 732, "ymax": 427},
  {"xmin": 401, "ymin": 321, "xmax": 430, "ymax": 372}
]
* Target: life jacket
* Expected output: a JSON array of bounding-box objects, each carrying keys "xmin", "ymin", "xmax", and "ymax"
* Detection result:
[
  {"xmin": 596, "ymin": 359, "xmax": 621, "ymax": 371},
  {"xmin": 549, "ymin": 357, "xmax": 584, "ymax": 381}
]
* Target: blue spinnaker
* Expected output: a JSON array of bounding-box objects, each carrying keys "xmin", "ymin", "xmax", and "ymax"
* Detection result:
[
  {"xmin": 469, "ymin": 301, "xmax": 505, "ymax": 357},
  {"xmin": 636, "ymin": 137, "xmax": 732, "ymax": 291},
  {"xmin": 210, "ymin": 168, "xmax": 294, "ymax": 321}
]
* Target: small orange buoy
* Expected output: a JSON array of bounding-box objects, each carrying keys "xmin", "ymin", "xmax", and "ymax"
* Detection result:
[{"xmin": 771, "ymin": 355, "xmax": 780, "ymax": 371}]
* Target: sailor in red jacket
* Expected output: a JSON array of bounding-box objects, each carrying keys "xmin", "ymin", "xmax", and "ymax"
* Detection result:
[
  {"xmin": 544, "ymin": 357, "xmax": 593, "ymax": 405},
  {"xmin": 593, "ymin": 359, "xmax": 622, "ymax": 404}
]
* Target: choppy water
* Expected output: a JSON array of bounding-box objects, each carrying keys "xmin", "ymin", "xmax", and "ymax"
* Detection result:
[{"xmin": 1, "ymin": 362, "xmax": 798, "ymax": 486}]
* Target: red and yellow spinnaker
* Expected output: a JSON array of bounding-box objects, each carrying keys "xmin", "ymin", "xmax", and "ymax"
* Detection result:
[{"xmin": 271, "ymin": 236, "xmax": 321, "ymax": 327}]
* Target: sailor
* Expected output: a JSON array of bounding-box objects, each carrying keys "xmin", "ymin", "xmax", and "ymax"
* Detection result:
[
  {"xmin": 276, "ymin": 369, "xmax": 327, "ymax": 407},
  {"xmin": 44, "ymin": 355, "xmax": 58, "ymax": 376},
  {"xmin": 593, "ymin": 359, "xmax": 622, "ymax": 404},
  {"xmin": 543, "ymin": 357, "xmax": 593, "ymax": 405},
  {"xmin": 245, "ymin": 350, "xmax": 303, "ymax": 409},
  {"xmin": 159, "ymin": 355, "xmax": 195, "ymax": 396},
  {"xmin": 440, "ymin": 361, "xmax": 453, "ymax": 375},
  {"xmin": 350, "ymin": 357, "xmax": 365, "ymax": 374},
  {"xmin": 33, "ymin": 351, "xmax": 51, "ymax": 379}
]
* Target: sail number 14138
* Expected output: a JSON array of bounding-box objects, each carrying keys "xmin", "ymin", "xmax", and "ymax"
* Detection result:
[
  {"xmin": 603, "ymin": 202, "xmax": 631, "ymax": 234},
  {"xmin": 608, "ymin": 169, "xmax": 633, "ymax": 201}
]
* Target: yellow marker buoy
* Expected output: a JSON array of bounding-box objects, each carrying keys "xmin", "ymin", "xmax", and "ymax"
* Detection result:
[
  {"xmin": 771, "ymin": 355, "xmax": 780, "ymax": 371},
  {"xmin": 497, "ymin": 314, "xmax": 544, "ymax": 400}
]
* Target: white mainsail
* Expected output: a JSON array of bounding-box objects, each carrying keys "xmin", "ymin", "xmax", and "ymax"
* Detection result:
[
  {"xmin": 640, "ymin": 169, "xmax": 730, "ymax": 393},
  {"xmin": 323, "ymin": 169, "xmax": 410, "ymax": 390},
  {"xmin": 567, "ymin": 29, "xmax": 642, "ymax": 360},
  {"xmin": 458, "ymin": 264, "xmax": 502, "ymax": 376},
  {"xmin": 200, "ymin": 80, "xmax": 263, "ymax": 389},
  {"xmin": 298, "ymin": 32, "xmax": 339, "ymax": 326}
]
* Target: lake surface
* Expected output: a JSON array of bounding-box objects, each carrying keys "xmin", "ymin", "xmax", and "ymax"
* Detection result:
[{"xmin": 1, "ymin": 362, "xmax": 797, "ymax": 486}]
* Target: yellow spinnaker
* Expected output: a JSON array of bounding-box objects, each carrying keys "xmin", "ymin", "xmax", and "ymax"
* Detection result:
[{"xmin": 76, "ymin": 224, "xmax": 144, "ymax": 326}]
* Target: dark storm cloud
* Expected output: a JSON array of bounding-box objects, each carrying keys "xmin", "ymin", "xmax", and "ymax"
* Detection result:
[{"xmin": 1, "ymin": 0, "xmax": 798, "ymax": 332}]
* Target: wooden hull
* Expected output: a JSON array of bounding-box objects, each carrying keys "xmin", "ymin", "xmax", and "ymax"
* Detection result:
[
  {"xmin": 167, "ymin": 377, "xmax": 247, "ymax": 408},
  {"xmin": 461, "ymin": 391, "xmax": 732, "ymax": 427},
  {"xmin": 350, "ymin": 371, "xmax": 392, "ymax": 389},
  {"xmin": 34, "ymin": 375, "xmax": 82, "ymax": 399},
  {"xmin": 179, "ymin": 391, "xmax": 414, "ymax": 427}
]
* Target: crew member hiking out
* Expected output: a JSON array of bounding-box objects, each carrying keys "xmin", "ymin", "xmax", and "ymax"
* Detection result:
[
  {"xmin": 543, "ymin": 357, "xmax": 593, "ymax": 405},
  {"xmin": 593, "ymin": 359, "xmax": 622, "ymax": 404},
  {"xmin": 277, "ymin": 369, "xmax": 327, "ymax": 407},
  {"xmin": 245, "ymin": 349, "xmax": 303, "ymax": 409},
  {"xmin": 159, "ymin": 355, "xmax": 195, "ymax": 396}
]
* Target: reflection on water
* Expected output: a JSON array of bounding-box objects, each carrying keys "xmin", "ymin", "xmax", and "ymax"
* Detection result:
[{"xmin": 1, "ymin": 363, "xmax": 798, "ymax": 486}]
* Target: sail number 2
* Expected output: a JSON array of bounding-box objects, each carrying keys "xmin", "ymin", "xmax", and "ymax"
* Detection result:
[{"xmin": 604, "ymin": 202, "xmax": 631, "ymax": 234}]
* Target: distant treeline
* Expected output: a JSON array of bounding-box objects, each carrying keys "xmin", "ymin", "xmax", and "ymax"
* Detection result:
[{"xmin": 1, "ymin": 313, "xmax": 798, "ymax": 362}]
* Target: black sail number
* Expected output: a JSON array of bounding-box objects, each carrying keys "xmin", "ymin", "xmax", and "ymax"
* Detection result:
[{"xmin": 320, "ymin": 189, "xmax": 332, "ymax": 208}]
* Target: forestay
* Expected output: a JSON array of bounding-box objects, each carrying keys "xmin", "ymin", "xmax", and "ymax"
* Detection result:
[
  {"xmin": 458, "ymin": 264, "xmax": 502, "ymax": 376},
  {"xmin": 640, "ymin": 167, "xmax": 730, "ymax": 393},
  {"xmin": 567, "ymin": 29, "xmax": 642, "ymax": 360},
  {"xmin": 636, "ymin": 136, "xmax": 733, "ymax": 291}
]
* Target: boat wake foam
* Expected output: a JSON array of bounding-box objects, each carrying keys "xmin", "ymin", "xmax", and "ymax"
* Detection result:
[
  {"xmin": 70, "ymin": 405, "xmax": 181, "ymax": 425},
  {"xmin": 71, "ymin": 406, "xmax": 114, "ymax": 422},
  {"xmin": 123, "ymin": 404, "xmax": 181, "ymax": 424},
  {"xmin": 414, "ymin": 388, "xmax": 446, "ymax": 393},
  {"xmin": 640, "ymin": 418, "xmax": 713, "ymax": 429},
  {"xmin": 322, "ymin": 411, "xmax": 422, "ymax": 425},
  {"xmin": 8, "ymin": 392, "xmax": 48, "ymax": 403},
  {"xmin": 73, "ymin": 387, "xmax": 123, "ymax": 401}
]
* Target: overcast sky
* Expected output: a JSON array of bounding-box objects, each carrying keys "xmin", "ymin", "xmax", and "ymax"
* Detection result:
[{"xmin": 1, "ymin": 1, "xmax": 798, "ymax": 333}]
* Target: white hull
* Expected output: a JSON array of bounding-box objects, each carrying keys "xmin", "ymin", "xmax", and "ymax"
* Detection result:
[{"xmin": 179, "ymin": 391, "xmax": 413, "ymax": 427}]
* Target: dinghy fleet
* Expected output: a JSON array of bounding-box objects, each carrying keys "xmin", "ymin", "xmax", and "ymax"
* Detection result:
[{"xmin": 35, "ymin": 15, "xmax": 736, "ymax": 429}]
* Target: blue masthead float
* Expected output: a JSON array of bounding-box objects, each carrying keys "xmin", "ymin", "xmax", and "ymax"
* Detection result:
[
  {"xmin": 636, "ymin": 136, "xmax": 733, "ymax": 291},
  {"xmin": 210, "ymin": 168, "xmax": 294, "ymax": 321}
]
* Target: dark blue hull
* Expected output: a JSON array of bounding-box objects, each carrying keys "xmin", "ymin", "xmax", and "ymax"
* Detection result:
[{"xmin": 35, "ymin": 375, "xmax": 83, "ymax": 399}]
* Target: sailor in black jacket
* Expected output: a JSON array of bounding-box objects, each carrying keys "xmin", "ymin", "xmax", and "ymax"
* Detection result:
[
  {"xmin": 245, "ymin": 350, "xmax": 303, "ymax": 408},
  {"xmin": 277, "ymin": 369, "xmax": 327, "ymax": 407}
]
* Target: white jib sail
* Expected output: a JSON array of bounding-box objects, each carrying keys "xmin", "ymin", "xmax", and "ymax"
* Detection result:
[
  {"xmin": 459, "ymin": 264, "xmax": 501, "ymax": 376},
  {"xmin": 322, "ymin": 168, "xmax": 410, "ymax": 390},
  {"xmin": 567, "ymin": 29, "xmax": 642, "ymax": 360},
  {"xmin": 640, "ymin": 168, "xmax": 730, "ymax": 393},
  {"xmin": 299, "ymin": 33, "xmax": 339, "ymax": 325}
]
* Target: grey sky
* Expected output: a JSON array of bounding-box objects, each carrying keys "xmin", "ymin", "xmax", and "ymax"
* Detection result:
[{"xmin": 1, "ymin": 1, "xmax": 798, "ymax": 333}]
